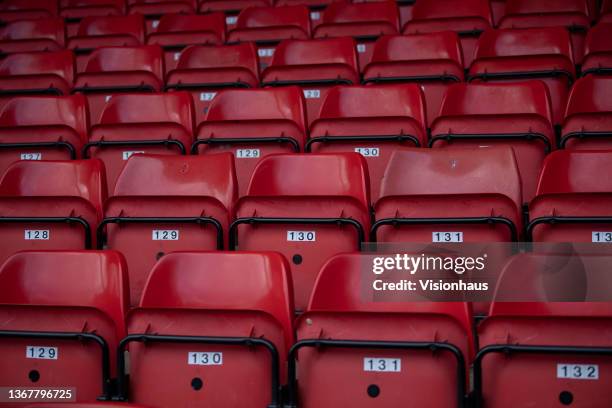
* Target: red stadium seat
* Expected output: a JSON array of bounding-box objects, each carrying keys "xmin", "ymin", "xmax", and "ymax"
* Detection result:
[
  {"xmin": 286, "ymin": 253, "xmax": 474, "ymax": 408},
  {"xmin": 232, "ymin": 153, "xmax": 370, "ymax": 311},
  {"xmin": 120, "ymin": 251, "xmax": 293, "ymax": 407},
  {"xmin": 127, "ymin": 0, "xmax": 197, "ymax": 34},
  {"xmin": 274, "ymin": 0, "xmax": 348, "ymax": 29},
  {"xmin": 60, "ymin": 0, "xmax": 125, "ymax": 37},
  {"xmin": 198, "ymin": 0, "xmax": 274, "ymax": 29},
  {"xmin": 373, "ymin": 147, "xmax": 523, "ymax": 243},
  {"xmin": 0, "ymin": 50, "xmax": 74, "ymax": 113},
  {"xmin": 0, "ymin": 18, "xmax": 65, "ymax": 56},
  {"xmin": 0, "ymin": 250, "xmax": 128, "ymax": 402},
  {"xmin": 403, "ymin": 0, "xmax": 493, "ymax": 68},
  {"xmin": 499, "ymin": 0, "xmax": 591, "ymax": 64},
  {"xmin": 0, "ymin": 95, "xmax": 89, "ymax": 176},
  {"xmin": 261, "ymin": 37, "xmax": 360, "ymax": 125},
  {"xmin": 86, "ymin": 92, "xmax": 194, "ymax": 190},
  {"xmin": 0, "ymin": 159, "xmax": 106, "ymax": 271},
  {"xmin": 528, "ymin": 149, "xmax": 612, "ymax": 242},
  {"xmin": 228, "ymin": 6, "xmax": 311, "ymax": 70},
  {"xmin": 430, "ymin": 82, "xmax": 555, "ymax": 203},
  {"xmin": 68, "ymin": 14, "xmax": 146, "ymax": 71},
  {"xmin": 100, "ymin": 154, "xmax": 237, "ymax": 305},
  {"xmin": 73, "ymin": 45, "xmax": 164, "ymax": 125},
  {"xmin": 476, "ymin": 254, "xmax": 612, "ymax": 407},
  {"xmin": 313, "ymin": 2, "xmax": 400, "ymax": 69},
  {"xmin": 562, "ymin": 76, "xmax": 612, "ymax": 149},
  {"xmin": 363, "ymin": 32, "xmax": 465, "ymax": 126},
  {"xmin": 602, "ymin": 0, "xmax": 612, "ymax": 22},
  {"xmin": 146, "ymin": 13, "xmax": 225, "ymax": 71},
  {"xmin": 469, "ymin": 27, "xmax": 575, "ymax": 126},
  {"xmin": 165, "ymin": 43, "xmax": 259, "ymax": 126},
  {"xmin": 309, "ymin": 84, "xmax": 427, "ymax": 201},
  {"xmin": 195, "ymin": 87, "xmax": 307, "ymax": 195},
  {"xmin": 0, "ymin": 0, "xmax": 57, "ymax": 24},
  {"xmin": 582, "ymin": 23, "xmax": 612, "ymax": 77}
]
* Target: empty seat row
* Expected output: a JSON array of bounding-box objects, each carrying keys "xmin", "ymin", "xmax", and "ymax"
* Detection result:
[
  {"xmin": 1, "ymin": 149, "xmax": 611, "ymax": 309},
  {"xmin": 1, "ymin": 250, "xmax": 610, "ymax": 407}
]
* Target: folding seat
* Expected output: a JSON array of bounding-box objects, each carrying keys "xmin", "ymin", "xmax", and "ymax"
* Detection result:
[
  {"xmin": 127, "ymin": 0, "xmax": 197, "ymax": 34},
  {"xmin": 0, "ymin": 18, "xmax": 65, "ymax": 57},
  {"xmin": 67, "ymin": 14, "xmax": 146, "ymax": 71},
  {"xmin": 581, "ymin": 23, "xmax": 612, "ymax": 77},
  {"xmin": 0, "ymin": 0, "xmax": 57, "ymax": 24},
  {"xmin": 0, "ymin": 250, "xmax": 128, "ymax": 403},
  {"xmin": 275, "ymin": 0, "xmax": 348, "ymax": 28},
  {"xmin": 85, "ymin": 92, "xmax": 194, "ymax": 190},
  {"xmin": 313, "ymin": 2, "xmax": 400, "ymax": 69},
  {"xmin": 0, "ymin": 159, "xmax": 105, "ymax": 269},
  {"xmin": 469, "ymin": 27, "xmax": 575, "ymax": 126},
  {"xmin": 308, "ymin": 84, "xmax": 427, "ymax": 201},
  {"xmin": 165, "ymin": 44, "xmax": 259, "ymax": 126},
  {"xmin": 350, "ymin": 0, "xmax": 415, "ymax": 29},
  {"xmin": 261, "ymin": 37, "xmax": 359, "ymax": 125},
  {"xmin": 100, "ymin": 154, "xmax": 236, "ymax": 306},
  {"xmin": 228, "ymin": 6, "xmax": 311, "ymax": 70},
  {"xmin": 475, "ymin": 255, "xmax": 612, "ymax": 407},
  {"xmin": 232, "ymin": 153, "xmax": 370, "ymax": 311},
  {"xmin": 73, "ymin": 45, "xmax": 164, "ymax": 125},
  {"xmin": 561, "ymin": 76, "xmax": 612, "ymax": 149},
  {"xmin": 373, "ymin": 147, "xmax": 523, "ymax": 244},
  {"xmin": 0, "ymin": 95, "xmax": 89, "ymax": 176},
  {"xmin": 528, "ymin": 149, "xmax": 612, "ymax": 242},
  {"xmin": 499, "ymin": 0, "xmax": 592, "ymax": 64},
  {"xmin": 0, "ymin": 50, "xmax": 74, "ymax": 113},
  {"xmin": 146, "ymin": 13, "xmax": 225, "ymax": 71},
  {"xmin": 602, "ymin": 0, "xmax": 612, "ymax": 22},
  {"xmin": 60, "ymin": 0, "xmax": 125, "ymax": 37},
  {"xmin": 195, "ymin": 87, "xmax": 306, "ymax": 196},
  {"xmin": 402, "ymin": 0, "xmax": 493, "ymax": 68},
  {"xmin": 119, "ymin": 251, "xmax": 293, "ymax": 407},
  {"xmin": 286, "ymin": 253, "xmax": 474, "ymax": 408},
  {"xmin": 198, "ymin": 0, "xmax": 273, "ymax": 31},
  {"xmin": 430, "ymin": 82, "xmax": 555, "ymax": 203},
  {"xmin": 362, "ymin": 32, "xmax": 465, "ymax": 126}
]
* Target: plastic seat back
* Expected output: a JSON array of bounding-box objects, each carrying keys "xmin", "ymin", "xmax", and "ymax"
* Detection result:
[
  {"xmin": 124, "ymin": 251, "xmax": 293, "ymax": 407},
  {"xmin": 0, "ymin": 0, "xmax": 57, "ymax": 24},
  {"xmin": 196, "ymin": 86, "xmax": 307, "ymax": 195},
  {"xmin": 102, "ymin": 154, "xmax": 237, "ymax": 305},
  {"xmin": 127, "ymin": 0, "xmax": 197, "ymax": 34},
  {"xmin": 0, "ymin": 18, "xmax": 65, "ymax": 55},
  {"xmin": 60, "ymin": 0, "xmax": 125, "ymax": 37},
  {"xmin": 582, "ymin": 23, "xmax": 612, "ymax": 77}
]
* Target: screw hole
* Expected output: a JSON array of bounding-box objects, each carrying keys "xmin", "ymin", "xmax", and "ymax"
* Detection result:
[
  {"xmin": 156, "ymin": 252, "xmax": 165, "ymax": 261},
  {"xmin": 367, "ymin": 384, "xmax": 380, "ymax": 398},
  {"xmin": 559, "ymin": 391, "xmax": 573, "ymax": 405},
  {"xmin": 292, "ymin": 254, "xmax": 302, "ymax": 265},
  {"xmin": 28, "ymin": 370, "xmax": 40, "ymax": 383},
  {"xmin": 191, "ymin": 377, "xmax": 203, "ymax": 391}
]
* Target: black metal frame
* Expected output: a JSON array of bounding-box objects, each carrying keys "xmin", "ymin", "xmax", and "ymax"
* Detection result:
[
  {"xmin": 0, "ymin": 141, "xmax": 77, "ymax": 159},
  {"xmin": 191, "ymin": 136, "xmax": 301, "ymax": 154},
  {"xmin": 72, "ymin": 84, "xmax": 157, "ymax": 94},
  {"xmin": 0, "ymin": 87, "xmax": 63, "ymax": 96},
  {"xmin": 305, "ymin": 134, "xmax": 420, "ymax": 152},
  {"xmin": 164, "ymin": 81, "xmax": 252, "ymax": 91},
  {"xmin": 429, "ymin": 132, "xmax": 552, "ymax": 153},
  {"xmin": 371, "ymin": 217, "xmax": 518, "ymax": 242},
  {"xmin": 285, "ymin": 339, "xmax": 467, "ymax": 408},
  {"xmin": 526, "ymin": 216, "xmax": 612, "ymax": 241},
  {"xmin": 0, "ymin": 216, "xmax": 92, "ymax": 248},
  {"xmin": 468, "ymin": 70, "xmax": 574, "ymax": 84},
  {"xmin": 559, "ymin": 131, "xmax": 612, "ymax": 148},
  {"xmin": 581, "ymin": 67, "xmax": 612, "ymax": 77},
  {"xmin": 97, "ymin": 217, "xmax": 224, "ymax": 250},
  {"xmin": 82, "ymin": 139, "xmax": 186, "ymax": 158},
  {"xmin": 261, "ymin": 78, "xmax": 353, "ymax": 87},
  {"xmin": 473, "ymin": 344, "xmax": 612, "ymax": 407},
  {"xmin": 115, "ymin": 334, "xmax": 281, "ymax": 408},
  {"xmin": 0, "ymin": 330, "xmax": 112, "ymax": 400},
  {"xmin": 229, "ymin": 217, "xmax": 365, "ymax": 250},
  {"xmin": 363, "ymin": 73, "xmax": 462, "ymax": 85}
]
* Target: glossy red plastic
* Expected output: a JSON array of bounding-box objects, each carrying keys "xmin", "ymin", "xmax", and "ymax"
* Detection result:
[
  {"xmin": 0, "ymin": 0, "xmax": 57, "ymax": 23},
  {"xmin": 582, "ymin": 23, "xmax": 612, "ymax": 77},
  {"xmin": 128, "ymin": 0, "xmax": 196, "ymax": 34},
  {"xmin": 0, "ymin": 18, "xmax": 65, "ymax": 55},
  {"xmin": 199, "ymin": 0, "xmax": 273, "ymax": 13},
  {"xmin": 197, "ymin": 86, "xmax": 307, "ymax": 195},
  {"xmin": 60, "ymin": 0, "xmax": 125, "ymax": 37}
]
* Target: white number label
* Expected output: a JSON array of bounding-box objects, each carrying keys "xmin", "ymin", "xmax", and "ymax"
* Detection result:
[
  {"xmin": 105, "ymin": 95, "xmax": 112, "ymax": 102},
  {"xmin": 236, "ymin": 148, "xmax": 260, "ymax": 158},
  {"xmin": 364, "ymin": 357, "xmax": 400, "ymax": 372},
  {"xmin": 357, "ymin": 44, "xmax": 367, "ymax": 53},
  {"xmin": 173, "ymin": 52, "xmax": 181, "ymax": 61},
  {"xmin": 226, "ymin": 16, "xmax": 237, "ymax": 25},
  {"xmin": 152, "ymin": 20, "xmax": 160, "ymax": 28},
  {"xmin": 355, "ymin": 147, "xmax": 380, "ymax": 157},
  {"xmin": 258, "ymin": 48, "xmax": 275, "ymax": 58},
  {"xmin": 24, "ymin": 230, "xmax": 49, "ymax": 240},
  {"xmin": 188, "ymin": 352, "xmax": 223, "ymax": 365},
  {"xmin": 287, "ymin": 231, "xmax": 316, "ymax": 242},
  {"xmin": 200, "ymin": 92, "xmax": 216, "ymax": 101},
  {"xmin": 20, "ymin": 152, "xmax": 41, "ymax": 160},
  {"xmin": 122, "ymin": 151, "xmax": 144, "ymax": 160},
  {"xmin": 303, "ymin": 89, "xmax": 321, "ymax": 99},
  {"xmin": 26, "ymin": 346, "xmax": 58, "ymax": 360},
  {"xmin": 592, "ymin": 232, "xmax": 612, "ymax": 242},
  {"xmin": 557, "ymin": 364, "xmax": 599, "ymax": 380},
  {"xmin": 432, "ymin": 232, "xmax": 463, "ymax": 243},
  {"xmin": 152, "ymin": 230, "xmax": 179, "ymax": 240},
  {"xmin": 310, "ymin": 11, "xmax": 321, "ymax": 20}
]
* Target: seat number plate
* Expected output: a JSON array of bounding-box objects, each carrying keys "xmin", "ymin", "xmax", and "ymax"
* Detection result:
[
  {"xmin": 355, "ymin": 147, "xmax": 380, "ymax": 157},
  {"xmin": 287, "ymin": 231, "xmax": 316, "ymax": 242},
  {"xmin": 432, "ymin": 232, "xmax": 463, "ymax": 242},
  {"xmin": 188, "ymin": 352, "xmax": 223, "ymax": 365},
  {"xmin": 364, "ymin": 357, "xmax": 400, "ymax": 372},
  {"xmin": 236, "ymin": 149, "xmax": 260, "ymax": 158},
  {"xmin": 592, "ymin": 232, "xmax": 612, "ymax": 242},
  {"xmin": 26, "ymin": 346, "xmax": 58, "ymax": 360},
  {"xmin": 24, "ymin": 230, "xmax": 49, "ymax": 240},
  {"xmin": 152, "ymin": 230, "xmax": 179, "ymax": 240},
  {"xmin": 21, "ymin": 153, "xmax": 41, "ymax": 160},
  {"xmin": 557, "ymin": 364, "xmax": 598, "ymax": 380},
  {"xmin": 122, "ymin": 151, "xmax": 144, "ymax": 160}
]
